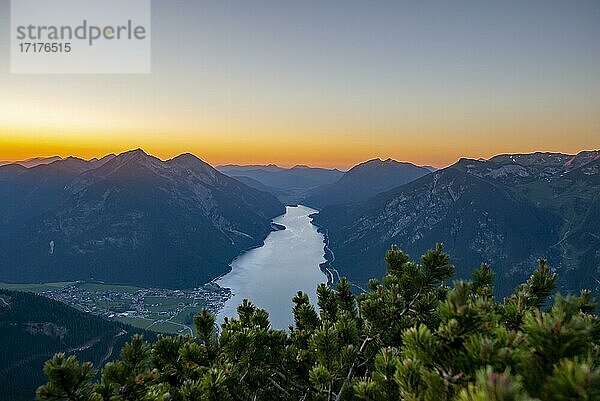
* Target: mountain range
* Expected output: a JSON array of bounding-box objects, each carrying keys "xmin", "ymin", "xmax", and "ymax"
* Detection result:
[
  {"xmin": 0, "ymin": 150, "xmax": 284, "ymax": 288},
  {"xmin": 217, "ymin": 159, "xmax": 434, "ymax": 207},
  {"xmin": 313, "ymin": 151, "xmax": 600, "ymax": 296},
  {"xmin": 2, "ymin": 149, "xmax": 599, "ymax": 298},
  {"xmin": 0, "ymin": 156, "xmax": 63, "ymax": 168}
]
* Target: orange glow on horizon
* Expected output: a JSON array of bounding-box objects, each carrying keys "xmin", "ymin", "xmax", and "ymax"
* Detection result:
[
  {"xmin": 1, "ymin": 1, "xmax": 598, "ymax": 171},
  {"xmin": 0, "ymin": 138, "xmax": 598, "ymax": 170},
  {"xmin": 1, "ymin": 113, "xmax": 599, "ymax": 170}
]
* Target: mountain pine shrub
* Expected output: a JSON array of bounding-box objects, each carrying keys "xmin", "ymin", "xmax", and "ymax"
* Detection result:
[{"xmin": 37, "ymin": 244, "xmax": 600, "ymax": 400}]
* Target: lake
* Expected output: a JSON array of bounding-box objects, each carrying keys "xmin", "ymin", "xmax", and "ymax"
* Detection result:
[{"xmin": 216, "ymin": 205, "xmax": 328, "ymax": 329}]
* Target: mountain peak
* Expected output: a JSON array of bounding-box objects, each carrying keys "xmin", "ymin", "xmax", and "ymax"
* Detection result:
[
  {"xmin": 112, "ymin": 148, "xmax": 158, "ymax": 165},
  {"xmin": 121, "ymin": 148, "xmax": 149, "ymax": 157},
  {"xmin": 355, "ymin": 158, "xmax": 399, "ymax": 169},
  {"xmin": 89, "ymin": 153, "xmax": 116, "ymax": 162},
  {"xmin": 167, "ymin": 153, "xmax": 215, "ymax": 174},
  {"xmin": 81, "ymin": 149, "xmax": 164, "ymax": 181},
  {"xmin": 63, "ymin": 156, "xmax": 86, "ymax": 162},
  {"xmin": 171, "ymin": 152, "xmax": 201, "ymax": 162},
  {"xmin": 456, "ymin": 157, "xmax": 482, "ymax": 165}
]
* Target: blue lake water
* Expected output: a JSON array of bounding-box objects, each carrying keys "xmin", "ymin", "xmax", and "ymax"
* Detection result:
[{"xmin": 216, "ymin": 205, "xmax": 327, "ymax": 329}]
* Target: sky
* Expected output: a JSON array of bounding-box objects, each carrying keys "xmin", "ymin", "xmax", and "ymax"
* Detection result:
[{"xmin": 0, "ymin": 0, "xmax": 599, "ymax": 169}]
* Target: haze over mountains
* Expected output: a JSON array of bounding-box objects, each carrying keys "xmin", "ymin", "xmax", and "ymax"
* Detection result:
[
  {"xmin": 216, "ymin": 164, "xmax": 344, "ymax": 204},
  {"xmin": 0, "ymin": 149, "xmax": 284, "ymax": 288},
  {"xmin": 313, "ymin": 150, "xmax": 600, "ymax": 296}
]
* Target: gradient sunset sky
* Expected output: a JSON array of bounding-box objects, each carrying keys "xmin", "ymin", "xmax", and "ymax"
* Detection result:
[{"xmin": 0, "ymin": 0, "xmax": 599, "ymax": 169}]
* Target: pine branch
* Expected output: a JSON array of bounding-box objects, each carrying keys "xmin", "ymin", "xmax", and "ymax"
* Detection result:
[
  {"xmin": 334, "ymin": 336, "xmax": 372, "ymax": 401},
  {"xmin": 268, "ymin": 376, "xmax": 291, "ymax": 397}
]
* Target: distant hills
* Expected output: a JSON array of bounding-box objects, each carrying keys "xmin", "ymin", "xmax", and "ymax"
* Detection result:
[
  {"xmin": 0, "ymin": 156, "xmax": 63, "ymax": 168},
  {"xmin": 217, "ymin": 159, "xmax": 434, "ymax": 206},
  {"xmin": 0, "ymin": 155, "xmax": 117, "ymax": 169},
  {"xmin": 0, "ymin": 289, "xmax": 150, "ymax": 401},
  {"xmin": 303, "ymin": 158, "xmax": 431, "ymax": 208},
  {"xmin": 217, "ymin": 164, "xmax": 344, "ymax": 204},
  {"xmin": 0, "ymin": 156, "xmax": 117, "ymax": 234},
  {"xmin": 0, "ymin": 149, "xmax": 285, "ymax": 288},
  {"xmin": 313, "ymin": 151, "xmax": 600, "ymax": 297}
]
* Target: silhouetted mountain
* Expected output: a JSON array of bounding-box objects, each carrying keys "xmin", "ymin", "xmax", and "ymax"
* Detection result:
[
  {"xmin": 217, "ymin": 164, "xmax": 344, "ymax": 204},
  {"xmin": 313, "ymin": 151, "xmax": 600, "ymax": 296},
  {"xmin": 304, "ymin": 158, "xmax": 431, "ymax": 208},
  {"xmin": 0, "ymin": 154, "xmax": 116, "ymax": 170},
  {"xmin": 0, "ymin": 289, "xmax": 150, "ymax": 401},
  {"xmin": 0, "ymin": 149, "xmax": 285, "ymax": 288},
  {"xmin": 0, "ymin": 156, "xmax": 63, "ymax": 168},
  {"xmin": 0, "ymin": 157, "xmax": 106, "ymax": 233}
]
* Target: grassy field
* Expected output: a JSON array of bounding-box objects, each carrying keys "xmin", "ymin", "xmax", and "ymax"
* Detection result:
[
  {"xmin": 115, "ymin": 316, "xmax": 155, "ymax": 330},
  {"xmin": 172, "ymin": 306, "xmax": 206, "ymax": 334},
  {"xmin": 149, "ymin": 321, "xmax": 191, "ymax": 335},
  {"xmin": 78, "ymin": 282, "xmax": 141, "ymax": 293}
]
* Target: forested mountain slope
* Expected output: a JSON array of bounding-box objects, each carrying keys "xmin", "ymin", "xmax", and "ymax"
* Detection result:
[
  {"xmin": 0, "ymin": 289, "xmax": 152, "ymax": 401},
  {"xmin": 0, "ymin": 150, "xmax": 285, "ymax": 288},
  {"xmin": 313, "ymin": 151, "xmax": 600, "ymax": 296}
]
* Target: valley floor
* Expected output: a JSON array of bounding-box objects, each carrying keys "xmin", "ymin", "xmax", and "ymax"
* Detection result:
[{"xmin": 0, "ymin": 281, "xmax": 231, "ymax": 335}]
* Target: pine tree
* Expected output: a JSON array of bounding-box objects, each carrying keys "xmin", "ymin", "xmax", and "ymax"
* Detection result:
[
  {"xmin": 36, "ymin": 245, "xmax": 600, "ymax": 401},
  {"xmin": 36, "ymin": 354, "xmax": 99, "ymax": 401}
]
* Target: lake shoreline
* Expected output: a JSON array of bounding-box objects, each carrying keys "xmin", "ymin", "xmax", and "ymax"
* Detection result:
[{"xmin": 309, "ymin": 215, "xmax": 339, "ymax": 286}]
